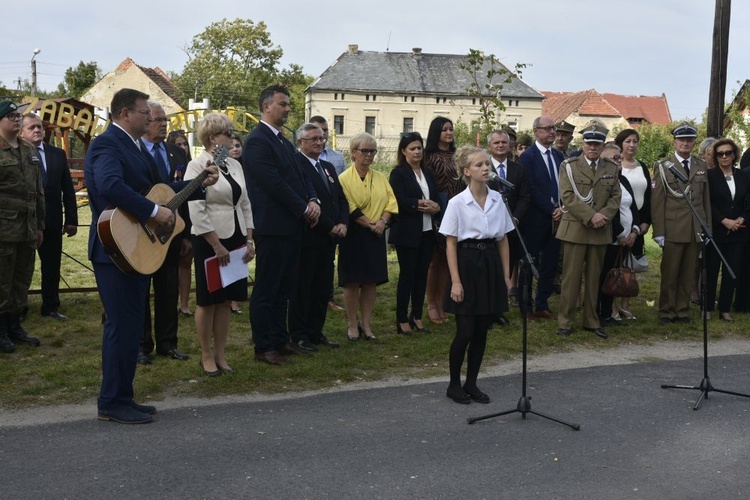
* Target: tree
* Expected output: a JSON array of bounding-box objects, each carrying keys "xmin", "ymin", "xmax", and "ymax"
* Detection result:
[
  {"xmin": 460, "ymin": 49, "xmax": 527, "ymax": 137},
  {"xmin": 173, "ymin": 18, "xmax": 313, "ymax": 126},
  {"xmin": 57, "ymin": 61, "xmax": 101, "ymax": 98}
]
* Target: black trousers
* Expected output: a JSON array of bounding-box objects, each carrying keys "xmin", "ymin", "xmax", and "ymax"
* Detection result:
[
  {"xmin": 142, "ymin": 247, "xmax": 180, "ymax": 354},
  {"xmin": 250, "ymin": 234, "xmax": 302, "ymax": 353},
  {"xmin": 706, "ymin": 240, "xmax": 744, "ymax": 313},
  {"xmin": 289, "ymin": 241, "xmax": 336, "ymax": 342},
  {"xmin": 38, "ymin": 227, "xmax": 63, "ymax": 314},
  {"xmin": 521, "ymin": 223, "xmax": 560, "ymax": 312},
  {"xmin": 394, "ymin": 231, "xmax": 435, "ymax": 323}
]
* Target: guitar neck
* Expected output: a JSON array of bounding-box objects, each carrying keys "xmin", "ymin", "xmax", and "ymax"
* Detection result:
[{"xmin": 165, "ymin": 170, "xmax": 209, "ymax": 211}]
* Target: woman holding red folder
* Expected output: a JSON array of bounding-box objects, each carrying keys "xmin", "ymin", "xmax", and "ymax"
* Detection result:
[{"xmin": 186, "ymin": 113, "xmax": 254, "ymax": 376}]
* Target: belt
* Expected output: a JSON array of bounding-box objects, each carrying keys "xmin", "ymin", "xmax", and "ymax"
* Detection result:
[
  {"xmin": 458, "ymin": 239, "xmax": 496, "ymax": 250},
  {"xmin": 5, "ymin": 191, "xmax": 37, "ymax": 201}
]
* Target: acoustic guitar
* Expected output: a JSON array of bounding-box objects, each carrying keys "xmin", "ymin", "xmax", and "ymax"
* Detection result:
[{"xmin": 97, "ymin": 145, "xmax": 228, "ymax": 275}]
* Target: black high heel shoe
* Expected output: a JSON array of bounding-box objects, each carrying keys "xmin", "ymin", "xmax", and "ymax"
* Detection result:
[
  {"xmin": 409, "ymin": 317, "xmax": 430, "ymax": 334},
  {"xmin": 396, "ymin": 322, "xmax": 413, "ymax": 336},
  {"xmin": 200, "ymin": 360, "xmax": 222, "ymax": 377},
  {"xmin": 358, "ymin": 323, "xmax": 376, "ymax": 340}
]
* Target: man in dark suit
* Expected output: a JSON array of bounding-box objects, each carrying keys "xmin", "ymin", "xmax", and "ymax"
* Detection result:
[
  {"xmin": 243, "ymin": 85, "xmax": 320, "ymax": 366},
  {"xmin": 138, "ymin": 101, "xmax": 190, "ymax": 363},
  {"xmin": 288, "ymin": 123, "xmax": 348, "ymax": 351},
  {"xmin": 85, "ymin": 88, "xmax": 218, "ymax": 423},
  {"xmin": 20, "ymin": 114, "xmax": 77, "ymax": 320},
  {"xmin": 487, "ymin": 129, "xmax": 531, "ymax": 315},
  {"xmin": 517, "ymin": 116, "xmax": 564, "ymax": 320}
]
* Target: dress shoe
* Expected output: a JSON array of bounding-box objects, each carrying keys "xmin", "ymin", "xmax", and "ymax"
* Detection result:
[
  {"xmin": 674, "ymin": 317, "xmax": 691, "ymax": 324},
  {"xmin": 557, "ymin": 328, "xmax": 572, "ymax": 337},
  {"xmin": 463, "ymin": 385, "xmax": 490, "ymax": 404},
  {"xmin": 42, "ymin": 310, "xmax": 67, "ymax": 320},
  {"xmin": 129, "ymin": 401, "xmax": 157, "ymax": 415},
  {"xmin": 495, "ymin": 314, "xmax": 510, "ymax": 327},
  {"xmin": 583, "ymin": 327, "xmax": 608, "ymax": 339},
  {"xmin": 179, "ymin": 309, "xmax": 194, "ymax": 317},
  {"xmin": 525, "ymin": 312, "xmax": 539, "ymax": 322},
  {"xmin": 328, "ymin": 300, "xmax": 345, "ymax": 312},
  {"xmin": 312, "ymin": 335, "xmax": 340, "ymax": 348},
  {"xmin": 446, "ymin": 385, "xmax": 471, "ymax": 404},
  {"xmin": 7, "ymin": 315, "xmax": 41, "ymax": 346},
  {"xmin": 534, "ymin": 309, "xmax": 555, "ymax": 320},
  {"xmin": 346, "ymin": 328, "xmax": 360, "ymax": 341},
  {"xmin": 0, "ymin": 333, "xmax": 15, "ymax": 353},
  {"xmin": 98, "ymin": 405, "xmax": 153, "ymax": 424},
  {"xmin": 358, "ymin": 323, "xmax": 376, "ymax": 340},
  {"xmin": 230, "ymin": 307, "xmax": 242, "ymax": 315},
  {"xmin": 255, "ymin": 350, "xmax": 289, "ymax": 366},
  {"xmin": 602, "ymin": 317, "xmax": 626, "ymax": 327},
  {"xmin": 278, "ymin": 342, "xmax": 312, "ymax": 356},
  {"xmin": 219, "ymin": 366, "xmax": 236, "ymax": 375},
  {"xmin": 136, "ymin": 352, "xmax": 152, "ymax": 365},
  {"xmin": 659, "ymin": 317, "xmax": 673, "ymax": 325},
  {"xmin": 159, "ymin": 348, "xmax": 190, "ymax": 361},
  {"xmin": 618, "ymin": 307, "xmax": 636, "ymax": 320},
  {"xmin": 720, "ymin": 312, "xmax": 734, "ymax": 322},
  {"xmin": 296, "ymin": 339, "xmax": 319, "ymax": 352},
  {"xmin": 409, "ymin": 318, "xmax": 430, "ymax": 334},
  {"xmin": 396, "ymin": 322, "xmax": 413, "ymax": 336},
  {"xmin": 200, "ymin": 359, "xmax": 222, "ymax": 377}
]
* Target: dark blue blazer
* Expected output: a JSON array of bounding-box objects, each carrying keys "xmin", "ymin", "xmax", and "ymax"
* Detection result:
[
  {"xmin": 84, "ymin": 124, "xmax": 192, "ymax": 264},
  {"xmin": 388, "ymin": 164, "xmax": 440, "ymax": 247},
  {"xmin": 42, "ymin": 143, "xmax": 78, "ymax": 231},
  {"xmin": 243, "ymin": 123, "xmax": 316, "ymax": 236},
  {"xmin": 296, "ymin": 153, "xmax": 348, "ymax": 246},
  {"xmin": 517, "ymin": 144, "xmax": 563, "ymax": 229}
]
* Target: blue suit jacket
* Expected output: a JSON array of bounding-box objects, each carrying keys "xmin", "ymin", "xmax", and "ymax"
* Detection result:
[
  {"xmin": 243, "ymin": 123, "xmax": 316, "ymax": 236},
  {"xmin": 84, "ymin": 124, "xmax": 191, "ymax": 264},
  {"xmin": 517, "ymin": 144, "xmax": 563, "ymax": 229},
  {"xmin": 388, "ymin": 165, "xmax": 440, "ymax": 247},
  {"xmin": 42, "ymin": 143, "xmax": 78, "ymax": 231},
  {"xmin": 296, "ymin": 153, "xmax": 348, "ymax": 246}
]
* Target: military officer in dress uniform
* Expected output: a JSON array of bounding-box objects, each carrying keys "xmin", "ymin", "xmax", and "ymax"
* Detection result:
[
  {"xmin": 553, "ymin": 120, "xmax": 576, "ymax": 159},
  {"xmin": 556, "ymin": 120, "xmax": 621, "ymax": 339},
  {"xmin": 0, "ymin": 101, "xmax": 44, "ymax": 353},
  {"xmin": 651, "ymin": 122, "xmax": 710, "ymax": 324}
]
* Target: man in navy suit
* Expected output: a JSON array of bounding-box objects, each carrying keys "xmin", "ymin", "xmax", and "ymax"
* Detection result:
[
  {"xmin": 85, "ymin": 88, "xmax": 218, "ymax": 424},
  {"xmin": 138, "ymin": 101, "xmax": 190, "ymax": 363},
  {"xmin": 243, "ymin": 85, "xmax": 320, "ymax": 366},
  {"xmin": 288, "ymin": 123, "xmax": 348, "ymax": 351},
  {"xmin": 487, "ymin": 129, "xmax": 531, "ymax": 315},
  {"xmin": 517, "ymin": 116, "xmax": 564, "ymax": 320},
  {"xmin": 20, "ymin": 114, "xmax": 78, "ymax": 320}
]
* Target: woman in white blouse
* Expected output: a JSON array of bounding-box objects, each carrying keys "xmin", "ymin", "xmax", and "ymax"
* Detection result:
[{"xmin": 439, "ymin": 146, "xmax": 513, "ymax": 405}]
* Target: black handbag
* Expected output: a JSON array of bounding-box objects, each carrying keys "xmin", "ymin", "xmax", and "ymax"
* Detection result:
[{"xmin": 601, "ymin": 247, "xmax": 639, "ymax": 297}]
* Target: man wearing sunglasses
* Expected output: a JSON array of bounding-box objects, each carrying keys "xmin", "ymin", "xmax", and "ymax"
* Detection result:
[{"xmin": 0, "ymin": 101, "xmax": 44, "ymax": 353}]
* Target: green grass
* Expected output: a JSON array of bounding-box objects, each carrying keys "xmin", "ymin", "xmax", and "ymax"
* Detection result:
[{"xmin": 2, "ymin": 205, "xmax": 748, "ymax": 410}]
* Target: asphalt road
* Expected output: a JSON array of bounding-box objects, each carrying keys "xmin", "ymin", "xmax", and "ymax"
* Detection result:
[{"xmin": 2, "ymin": 352, "xmax": 750, "ymax": 499}]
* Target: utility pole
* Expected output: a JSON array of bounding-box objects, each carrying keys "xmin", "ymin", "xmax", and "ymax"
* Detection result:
[
  {"xmin": 706, "ymin": 0, "xmax": 731, "ymax": 138},
  {"xmin": 31, "ymin": 48, "xmax": 41, "ymax": 97}
]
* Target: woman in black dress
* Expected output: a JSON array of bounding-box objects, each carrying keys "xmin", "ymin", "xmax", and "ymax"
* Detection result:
[
  {"xmin": 389, "ymin": 132, "xmax": 441, "ymax": 334},
  {"xmin": 186, "ymin": 113, "xmax": 254, "ymax": 376}
]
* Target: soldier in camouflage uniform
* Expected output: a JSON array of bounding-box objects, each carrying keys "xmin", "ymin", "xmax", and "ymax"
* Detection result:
[{"xmin": 0, "ymin": 101, "xmax": 44, "ymax": 353}]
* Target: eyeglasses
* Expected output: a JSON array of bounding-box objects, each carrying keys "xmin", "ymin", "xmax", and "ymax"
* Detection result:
[
  {"xmin": 301, "ymin": 137, "xmax": 326, "ymax": 143},
  {"xmin": 612, "ymin": 155, "xmax": 623, "ymax": 162},
  {"xmin": 357, "ymin": 148, "xmax": 377, "ymax": 155},
  {"xmin": 535, "ymin": 126, "xmax": 557, "ymax": 133},
  {"xmin": 3, "ymin": 112, "xmax": 22, "ymax": 120},
  {"xmin": 129, "ymin": 108, "xmax": 151, "ymax": 116},
  {"xmin": 152, "ymin": 117, "xmax": 169, "ymax": 123},
  {"xmin": 716, "ymin": 150, "xmax": 734, "ymax": 157}
]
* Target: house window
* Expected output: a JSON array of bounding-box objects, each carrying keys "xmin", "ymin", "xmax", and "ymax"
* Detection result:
[
  {"xmin": 403, "ymin": 117, "xmax": 414, "ymax": 133},
  {"xmin": 515, "ymin": 100, "xmax": 519, "ymax": 107},
  {"xmin": 436, "ymin": 97, "xmax": 440, "ymax": 104},
  {"xmin": 341, "ymin": 93, "xmax": 345, "ymax": 100},
  {"xmin": 366, "ymin": 95, "xmax": 370, "ymax": 102},
  {"xmin": 404, "ymin": 96, "xmax": 408, "ymax": 103},
  {"xmin": 472, "ymin": 98, "xmax": 476, "ymax": 105},
  {"xmin": 334, "ymin": 93, "xmax": 338, "ymax": 100},
  {"xmin": 373, "ymin": 95, "xmax": 376, "ymax": 102},
  {"xmin": 365, "ymin": 116, "xmax": 375, "ymax": 135},
  {"xmin": 411, "ymin": 96, "xmax": 415, "ymax": 103},
  {"xmin": 508, "ymin": 100, "xmax": 513, "ymax": 106},
  {"xmin": 334, "ymin": 115, "xmax": 344, "ymax": 135}
]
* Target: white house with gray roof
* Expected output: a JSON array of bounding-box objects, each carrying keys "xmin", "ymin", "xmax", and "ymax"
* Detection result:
[{"xmin": 305, "ymin": 44, "xmax": 544, "ymax": 156}]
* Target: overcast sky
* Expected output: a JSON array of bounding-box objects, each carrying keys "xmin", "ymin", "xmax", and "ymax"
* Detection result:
[{"xmin": 4, "ymin": 1, "xmax": 746, "ymax": 122}]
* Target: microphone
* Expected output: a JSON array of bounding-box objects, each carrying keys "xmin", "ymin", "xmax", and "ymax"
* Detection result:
[
  {"xmin": 488, "ymin": 171, "xmax": 516, "ymax": 190},
  {"xmin": 665, "ymin": 161, "xmax": 688, "ymax": 183}
]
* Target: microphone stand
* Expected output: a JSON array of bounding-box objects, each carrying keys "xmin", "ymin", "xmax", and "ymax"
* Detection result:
[
  {"xmin": 467, "ymin": 185, "xmax": 580, "ymax": 430},
  {"xmin": 660, "ymin": 171, "xmax": 750, "ymax": 410}
]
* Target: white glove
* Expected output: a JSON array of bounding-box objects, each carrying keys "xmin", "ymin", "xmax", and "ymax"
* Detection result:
[{"xmin": 653, "ymin": 236, "xmax": 665, "ymax": 248}]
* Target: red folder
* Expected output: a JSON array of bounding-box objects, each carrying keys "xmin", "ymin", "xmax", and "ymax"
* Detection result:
[{"xmin": 204, "ymin": 255, "xmax": 223, "ymax": 293}]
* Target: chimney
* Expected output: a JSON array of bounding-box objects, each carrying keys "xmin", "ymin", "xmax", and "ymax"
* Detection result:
[
  {"xmin": 348, "ymin": 44, "xmax": 359, "ymax": 54},
  {"xmin": 412, "ymin": 47, "xmax": 423, "ymax": 56}
]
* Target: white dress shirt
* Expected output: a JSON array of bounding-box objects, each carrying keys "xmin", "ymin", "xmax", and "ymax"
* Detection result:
[{"xmin": 439, "ymin": 186, "xmax": 513, "ymax": 242}]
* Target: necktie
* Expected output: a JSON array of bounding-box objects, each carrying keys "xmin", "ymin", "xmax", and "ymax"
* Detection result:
[
  {"xmin": 37, "ymin": 147, "xmax": 47, "ymax": 187},
  {"xmin": 682, "ymin": 159, "xmax": 690, "ymax": 176},
  {"xmin": 315, "ymin": 161, "xmax": 330, "ymax": 192},
  {"xmin": 590, "ymin": 160, "xmax": 597, "ymax": 173},
  {"xmin": 498, "ymin": 163, "xmax": 506, "ymax": 180},
  {"xmin": 152, "ymin": 143, "xmax": 169, "ymax": 180},
  {"xmin": 545, "ymin": 150, "xmax": 558, "ymax": 201}
]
